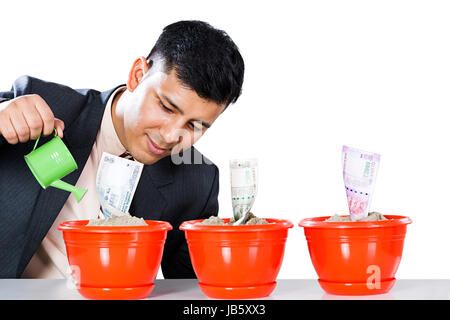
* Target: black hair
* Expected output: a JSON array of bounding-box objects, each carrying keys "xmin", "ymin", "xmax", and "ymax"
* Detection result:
[{"xmin": 147, "ymin": 20, "xmax": 244, "ymax": 107}]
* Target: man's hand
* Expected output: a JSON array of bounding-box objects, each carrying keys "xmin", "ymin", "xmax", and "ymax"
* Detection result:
[{"xmin": 0, "ymin": 94, "xmax": 64, "ymax": 144}]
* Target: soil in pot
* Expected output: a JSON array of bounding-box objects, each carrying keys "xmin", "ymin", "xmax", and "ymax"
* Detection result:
[
  {"xmin": 196, "ymin": 212, "xmax": 269, "ymax": 225},
  {"xmin": 86, "ymin": 214, "xmax": 147, "ymax": 226},
  {"xmin": 325, "ymin": 211, "xmax": 387, "ymax": 222}
]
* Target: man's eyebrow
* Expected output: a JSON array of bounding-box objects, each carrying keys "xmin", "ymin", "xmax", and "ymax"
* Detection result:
[{"xmin": 161, "ymin": 93, "xmax": 211, "ymax": 129}]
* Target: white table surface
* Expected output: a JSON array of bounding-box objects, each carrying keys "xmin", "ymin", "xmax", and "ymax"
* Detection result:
[{"xmin": 0, "ymin": 279, "xmax": 449, "ymax": 300}]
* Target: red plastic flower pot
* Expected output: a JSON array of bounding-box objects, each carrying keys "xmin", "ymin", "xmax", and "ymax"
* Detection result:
[
  {"xmin": 298, "ymin": 215, "xmax": 412, "ymax": 295},
  {"xmin": 180, "ymin": 218, "xmax": 293, "ymax": 299},
  {"xmin": 58, "ymin": 220, "xmax": 172, "ymax": 300}
]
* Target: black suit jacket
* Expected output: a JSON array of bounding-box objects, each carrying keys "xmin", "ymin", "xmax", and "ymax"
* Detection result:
[{"xmin": 0, "ymin": 75, "xmax": 219, "ymax": 278}]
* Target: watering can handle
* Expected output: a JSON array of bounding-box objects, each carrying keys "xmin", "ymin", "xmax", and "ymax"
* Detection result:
[{"xmin": 33, "ymin": 128, "xmax": 58, "ymax": 151}]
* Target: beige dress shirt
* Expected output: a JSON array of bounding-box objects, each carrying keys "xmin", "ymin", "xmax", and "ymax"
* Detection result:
[{"xmin": 22, "ymin": 86, "xmax": 127, "ymax": 279}]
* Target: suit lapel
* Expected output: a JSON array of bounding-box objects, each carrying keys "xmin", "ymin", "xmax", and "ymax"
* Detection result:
[{"xmin": 130, "ymin": 156, "xmax": 174, "ymax": 221}]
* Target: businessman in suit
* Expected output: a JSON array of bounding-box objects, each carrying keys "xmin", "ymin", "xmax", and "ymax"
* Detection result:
[{"xmin": 0, "ymin": 20, "xmax": 245, "ymax": 278}]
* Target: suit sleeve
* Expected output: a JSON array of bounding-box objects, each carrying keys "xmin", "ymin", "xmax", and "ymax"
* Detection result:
[
  {"xmin": 161, "ymin": 165, "xmax": 219, "ymax": 279},
  {"xmin": 0, "ymin": 85, "xmax": 16, "ymax": 102}
]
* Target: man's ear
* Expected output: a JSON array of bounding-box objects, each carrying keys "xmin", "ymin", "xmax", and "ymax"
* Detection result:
[{"xmin": 127, "ymin": 56, "xmax": 150, "ymax": 92}]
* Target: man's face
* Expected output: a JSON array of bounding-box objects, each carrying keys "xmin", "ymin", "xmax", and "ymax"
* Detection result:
[{"xmin": 116, "ymin": 59, "xmax": 226, "ymax": 165}]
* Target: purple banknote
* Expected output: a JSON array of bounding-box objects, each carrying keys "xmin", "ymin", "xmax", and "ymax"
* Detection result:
[{"xmin": 342, "ymin": 146, "xmax": 380, "ymax": 221}]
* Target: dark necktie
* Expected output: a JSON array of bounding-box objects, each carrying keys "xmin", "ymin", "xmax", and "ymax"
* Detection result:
[{"xmin": 119, "ymin": 151, "xmax": 134, "ymax": 161}]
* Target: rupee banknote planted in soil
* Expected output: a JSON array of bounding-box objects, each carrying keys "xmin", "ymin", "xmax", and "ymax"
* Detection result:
[
  {"xmin": 342, "ymin": 146, "xmax": 380, "ymax": 221},
  {"xmin": 96, "ymin": 152, "xmax": 144, "ymax": 218},
  {"xmin": 230, "ymin": 158, "xmax": 258, "ymax": 223}
]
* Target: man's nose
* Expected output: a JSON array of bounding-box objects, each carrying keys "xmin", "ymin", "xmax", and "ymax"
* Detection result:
[{"xmin": 160, "ymin": 118, "xmax": 185, "ymax": 146}]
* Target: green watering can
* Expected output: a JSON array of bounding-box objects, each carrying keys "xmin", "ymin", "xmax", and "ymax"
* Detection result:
[{"xmin": 24, "ymin": 129, "xmax": 87, "ymax": 202}]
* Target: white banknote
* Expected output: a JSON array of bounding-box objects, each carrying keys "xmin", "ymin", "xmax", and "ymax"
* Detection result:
[
  {"xmin": 342, "ymin": 145, "xmax": 380, "ymax": 221},
  {"xmin": 96, "ymin": 152, "xmax": 144, "ymax": 218},
  {"xmin": 230, "ymin": 159, "xmax": 258, "ymax": 224}
]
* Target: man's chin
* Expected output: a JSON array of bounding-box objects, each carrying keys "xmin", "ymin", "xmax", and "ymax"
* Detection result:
[
  {"xmin": 141, "ymin": 152, "xmax": 170, "ymax": 165},
  {"xmin": 133, "ymin": 141, "xmax": 183, "ymax": 165},
  {"xmin": 128, "ymin": 148, "xmax": 161, "ymax": 165}
]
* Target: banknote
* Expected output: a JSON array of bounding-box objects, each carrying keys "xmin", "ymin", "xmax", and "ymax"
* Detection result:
[
  {"xmin": 96, "ymin": 152, "xmax": 144, "ymax": 218},
  {"xmin": 230, "ymin": 159, "xmax": 258, "ymax": 224},
  {"xmin": 342, "ymin": 146, "xmax": 380, "ymax": 221}
]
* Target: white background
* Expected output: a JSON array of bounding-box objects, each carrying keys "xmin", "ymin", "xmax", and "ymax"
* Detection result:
[{"xmin": 1, "ymin": 0, "xmax": 450, "ymax": 280}]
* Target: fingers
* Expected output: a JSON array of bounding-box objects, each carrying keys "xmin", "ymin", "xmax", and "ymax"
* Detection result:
[
  {"xmin": 34, "ymin": 95, "xmax": 55, "ymax": 136},
  {"xmin": 54, "ymin": 118, "xmax": 65, "ymax": 138},
  {"xmin": 22, "ymin": 105, "xmax": 44, "ymax": 140},
  {"xmin": 9, "ymin": 108, "xmax": 30, "ymax": 143},
  {"xmin": 0, "ymin": 116, "xmax": 19, "ymax": 144}
]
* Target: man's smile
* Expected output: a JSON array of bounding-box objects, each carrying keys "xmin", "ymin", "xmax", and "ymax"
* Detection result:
[{"xmin": 146, "ymin": 134, "xmax": 170, "ymax": 155}]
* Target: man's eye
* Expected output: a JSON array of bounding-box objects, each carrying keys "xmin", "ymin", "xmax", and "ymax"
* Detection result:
[
  {"xmin": 159, "ymin": 101, "xmax": 172, "ymax": 113},
  {"xmin": 189, "ymin": 122, "xmax": 201, "ymax": 131}
]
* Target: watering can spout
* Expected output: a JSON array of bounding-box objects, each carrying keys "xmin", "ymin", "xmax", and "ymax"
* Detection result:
[{"xmin": 50, "ymin": 179, "xmax": 87, "ymax": 202}]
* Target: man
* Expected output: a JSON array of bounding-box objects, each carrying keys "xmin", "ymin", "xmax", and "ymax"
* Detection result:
[{"xmin": 0, "ymin": 20, "xmax": 245, "ymax": 278}]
